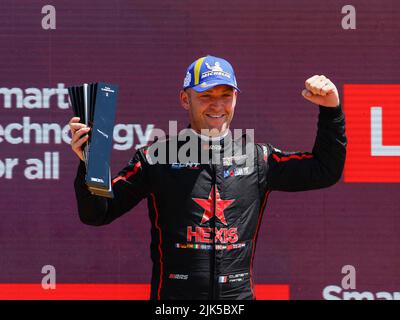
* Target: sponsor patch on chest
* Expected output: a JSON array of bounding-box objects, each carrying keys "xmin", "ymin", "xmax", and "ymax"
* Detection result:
[
  {"xmin": 223, "ymin": 166, "xmax": 251, "ymax": 178},
  {"xmin": 222, "ymin": 154, "xmax": 248, "ymax": 166},
  {"xmin": 171, "ymin": 162, "xmax": 201, "ymax": 170}
]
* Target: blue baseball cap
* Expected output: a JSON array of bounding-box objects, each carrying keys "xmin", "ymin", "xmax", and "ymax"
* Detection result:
[{"xmin": 183, "ymin": 55, "xmax": 240, "ymax": 92}]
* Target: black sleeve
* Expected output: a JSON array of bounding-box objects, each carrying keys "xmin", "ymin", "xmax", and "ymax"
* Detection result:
[
  {"xmin": 74, "ymin": 149, "xmax": 151, "ymax": 226},
  {"xmin": 265, "ymin": 104, "xmax": 347, "ymax": 192}
]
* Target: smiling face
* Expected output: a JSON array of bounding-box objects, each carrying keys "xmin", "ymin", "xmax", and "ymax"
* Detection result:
[{"xmin": 180, "ymin": 85, "xmax": 238, "ymax": 137}]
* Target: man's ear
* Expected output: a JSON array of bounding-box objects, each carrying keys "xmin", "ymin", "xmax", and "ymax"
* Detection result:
[{"xmin": 180, "ymin": 89, "xmax": 190, "ymax": 110}]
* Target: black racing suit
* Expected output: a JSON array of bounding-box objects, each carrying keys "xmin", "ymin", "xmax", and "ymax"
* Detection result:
[{"xmin": 74, "ymin": 105, "xmax": 346, "ymax": 300}]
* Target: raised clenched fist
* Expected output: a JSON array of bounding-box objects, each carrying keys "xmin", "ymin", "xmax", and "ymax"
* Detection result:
[{"xmin": 302, "ymin": 75, "xmax": 340, "ymax": 108}]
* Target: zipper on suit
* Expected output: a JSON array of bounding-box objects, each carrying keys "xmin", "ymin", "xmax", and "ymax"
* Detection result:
[{"xmin": 209, "ymin": 163, "xmax": 217, "ymax": 299}]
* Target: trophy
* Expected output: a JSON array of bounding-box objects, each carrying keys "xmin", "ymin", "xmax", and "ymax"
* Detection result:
[{"xmin": 68, "ymin": 82, "xmax": 118, "ymax": 198}]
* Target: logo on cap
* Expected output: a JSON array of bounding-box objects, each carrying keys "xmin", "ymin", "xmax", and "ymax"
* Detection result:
[
  {"xmin": 183, "ymin": 71, "xmax": 191, "ymax": 88},
  {"xmin": 205, "ymin": 61, "xmax": 223, "ymax": 72},
  {"xmin": 201, "ymin": 61, "xmax": 231, "ymax": 80},
  {"xmin": 200, "ymin": 82, "xmax": 219, "ymax": 88}
]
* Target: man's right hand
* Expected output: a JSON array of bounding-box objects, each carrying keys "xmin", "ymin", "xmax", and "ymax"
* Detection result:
[{"xmin": 69, "ymin": 117, "xmax": 91, "ymax": 161}]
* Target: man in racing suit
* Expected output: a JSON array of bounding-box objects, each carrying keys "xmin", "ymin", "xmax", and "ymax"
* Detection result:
[{"xmin": 70, "ymin": 55, "xmax": 346, "ymax": 300}]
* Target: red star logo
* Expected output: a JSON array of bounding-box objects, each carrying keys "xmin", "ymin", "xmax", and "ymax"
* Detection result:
[{"xmin": 192, "ymin": 186, "xmax": 235, "ymax": 225}]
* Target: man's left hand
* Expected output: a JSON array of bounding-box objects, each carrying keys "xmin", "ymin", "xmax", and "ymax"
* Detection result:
[{"xmin": 302, "ymin": 75, "xmax": 340, "ymax": 108}]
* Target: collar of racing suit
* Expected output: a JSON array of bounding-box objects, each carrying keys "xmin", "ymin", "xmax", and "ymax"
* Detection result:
[
  {"xmin": 183, "ymin": 126, "xmax": 252, "ymax": 165},
  {"xmin": 187, "ymin": 127, "xmax": 230, "ymax": 142},
  {"xmin": 144, "ymin": 125, "xmax": 252, "ymax": 165}
]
